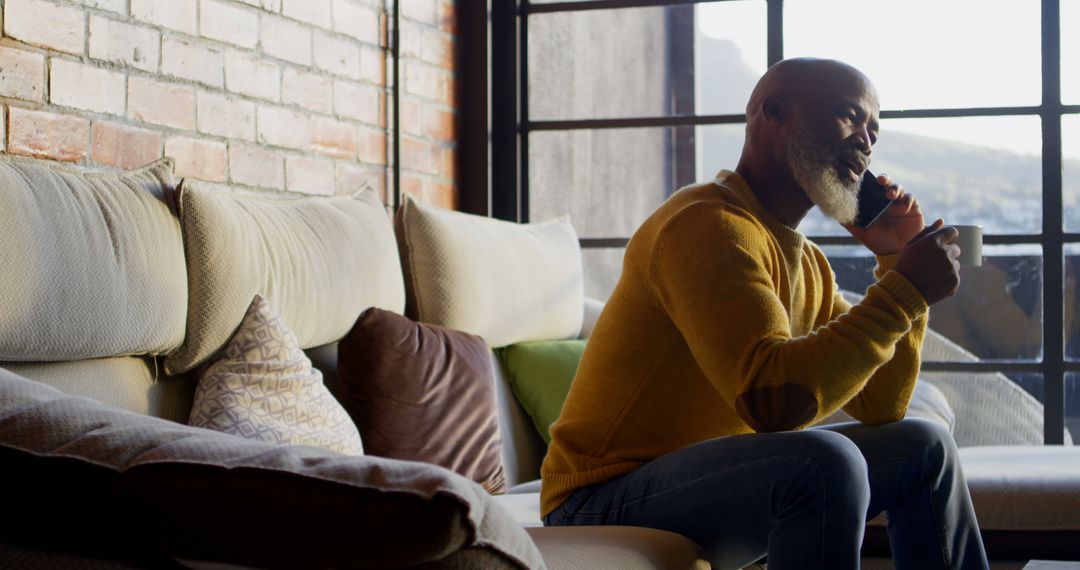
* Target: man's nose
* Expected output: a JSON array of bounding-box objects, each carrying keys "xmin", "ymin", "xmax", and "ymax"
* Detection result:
[{"xmin": 854, "ymin": 128, "xmax": 872, "ymax": 154}]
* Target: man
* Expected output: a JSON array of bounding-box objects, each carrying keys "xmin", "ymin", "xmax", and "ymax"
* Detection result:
[{"xmin": 540, "ymin": 58, "xmax": 989, "ymax": 570}]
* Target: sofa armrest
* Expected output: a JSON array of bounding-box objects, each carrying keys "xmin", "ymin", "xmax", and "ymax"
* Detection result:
[{"xmin": 579, "ymin": 297, "xmax": 605, "ymax": 339}]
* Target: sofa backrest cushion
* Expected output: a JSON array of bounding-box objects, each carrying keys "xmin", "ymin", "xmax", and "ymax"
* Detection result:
[
  {"xmin": 0, "ymin": 156, "xmax": 185, "ymax": 361},
  {"xmin": 337, "ymin": 308, "xmax": 508, "ymax": 494},
  {"xmin": 165, "ymin": 183, "xmax": 405, "ymax": 374},
  {"xmin": 395, "ymin": 194, "xmax": 584, "ymax": 348},
  {"xmin": 189, "ymin": 295, "xmax": 364, "ymax": 456},
  {"xmin": 496, "ymin": 340, "xmax": 587, "ymax": 445},
  {"xmin": 0, "ymin": 356, "xmax": 194, "ymax": 424},
  {"xmin": 0, "ymin": 366, "xmax": 543, "ymax": 569}
]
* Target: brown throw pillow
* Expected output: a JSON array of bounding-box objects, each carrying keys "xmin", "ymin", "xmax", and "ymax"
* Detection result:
[{"xmin": 337, "ymin": 308, "xmax": 507, "ymax": 494}]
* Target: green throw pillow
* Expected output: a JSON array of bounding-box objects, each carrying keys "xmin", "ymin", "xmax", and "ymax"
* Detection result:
[{"xmin": 495, "ymin": 339, "xmax": 587, "ymax": 444}]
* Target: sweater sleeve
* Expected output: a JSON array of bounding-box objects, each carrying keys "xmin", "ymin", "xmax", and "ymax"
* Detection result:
[
  {"xmin": 650, "ymin": 206, "xmax": 928, "ymax": 432},
  {"xmin": 840, "ymin": 254, "xmax": 930, "ymax": 424}
]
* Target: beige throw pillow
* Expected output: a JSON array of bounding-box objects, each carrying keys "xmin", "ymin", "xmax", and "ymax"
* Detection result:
[
  {"xmin": 189, "ymin": 295, "xmax": 363, "ymax": 456},
  {"xmin": 0, "ymin": 156, "xmax": 185, "ymax": 361},
  {"xmin": 165, "ymin": 183, "xmax": 405, "ymax": 375},
  {"xmin": 395, "ymin": 194, "xmax": 584, "ymax": 348}
]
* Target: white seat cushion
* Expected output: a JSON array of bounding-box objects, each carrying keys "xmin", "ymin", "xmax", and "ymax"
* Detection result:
[{"xmin": 960, "ymin": 446, "xmax": 1080, "ymax": 531}]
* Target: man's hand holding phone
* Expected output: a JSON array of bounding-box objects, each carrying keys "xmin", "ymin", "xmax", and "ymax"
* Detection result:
[{"xmin": 845, "ymin": 171, "xmax": 925, "ymax": 256}]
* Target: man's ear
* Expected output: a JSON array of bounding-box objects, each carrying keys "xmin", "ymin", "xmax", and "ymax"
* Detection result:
[{"xmin": 761, "ymin": 95, "xmax": 788, "ymax": 124}]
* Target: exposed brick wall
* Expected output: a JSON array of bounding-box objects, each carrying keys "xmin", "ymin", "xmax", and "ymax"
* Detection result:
[{"xmin": 0, "ymin": 0, "xmax": 459, "ymax": 209}]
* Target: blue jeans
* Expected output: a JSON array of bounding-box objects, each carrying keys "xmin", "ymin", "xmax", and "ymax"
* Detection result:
[{"xmin": 543, "ymin": 419, "xmax": 988, "ymax": 570}]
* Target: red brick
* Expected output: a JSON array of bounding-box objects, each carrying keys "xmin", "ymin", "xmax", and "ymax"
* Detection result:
[
  {"xmin": 0, "ymin": 46, "xmax": 45, "ymax": 102},
  {"xmin": 332, "ymin": 0, "xmax": 380, "ymax": 45},
  {"xmin": 401, "ymin": 0, "xmax": 437, "ymax": 25},
  {"xmin": 285, "ymin": 154, "xmax": 334, "ymax": 195},
  {"xmin": 7, "ymin": 107, "xmax": 89, "ymax": 162},
  {"xmin": 261, "ymin": 15, "xmax": 311, "ymax": 66},
  {"xmin": 91, "ymin": 121, "xmax": 163, "ymax": 169},
  {"xmin": 438, "ymin": 0, "xmax": 456, "ymax": 34},
  {"xmin": 3, "ymin": 0, "xmax": 85, "ymax": 55},
  {"xmin": 439, "ymin": 144, "xmax": 456, "ymax": 179},
  {"xmin": 401, "ymin": 136, "xmax": 440, "ymax": 176},
  {"xmin": 311, "ymin": 117, "xmax": 357, "ymax": 159},
  {"xmin": 163, "ymin": 37, "xmax": 224, "ymax": 88},
  {"xmin": 282, "ymin": 67, "xmax": 332, "ymax": 114},
  {"xmin": 313, "ymin": 31, "xmax": 360, "ymax": 80},
  {"xmin": 424, "ymin": 178, "xmax": 456, "ymax": 210},
  {"xmin": 225, "ymin": 52, "xmax": 280, "ymax": 101},
  {"xmin": 398, "ymin": 20, "xmax": 422, "ymax": 59},
  {"xmin": 401, "ymin": 174, "xmax": 423, "ymax": 202},
  {"xmin": 129, "ymin": 76, "xmax": 196, "ymax": 130},
  {"xmin": 336, "ymin": 161, "xmax": 385, "ymax": 202},
  {"xmin": 201, "ymin": 0, "xmax": 259, "ymax": 50},
  {"xmin": 401, "ymin": 97, "xmax": 422, "ymax": 136},
  {"xmin": 131, "ymin": 0, "xmax": 197, "ymax": 36},
  {"xmin": 283, "ymin": 0, "xmax": 331, "ymax": 28},
  {"xmin": 197, "ymin": 92, "xmax": 256, "ymax": 141},
  {"xmin": 229, "ymin": 143, "xmax": 284, "ymax": 189},
  {"xmin": 423, "ymin": 105, "xmax": 454, "ymax": 141},
  {"xmin": 89, "ymin": 15, "xmax": 160, "ymax": 72},
  {"xmin": 165, "ymin": 136, "xmax": 227, "ymax": 182},
  {"xmin": 257, "ymin": 105, "xmax": 311, "ymax": 150},
  {"xmin": 50, "ymin": 59, "xmax": 126, "ymax": 115},
  {"xmin": 404, "ymin": 60, "xmax": 449, "ymax": 102},
  {"xmin": 357, "ymin": 126, "xmax": 386, "ymax": 165},
  {"xmin": 359, "ymin": 47, "xmax": 384, "ymax": 85},
  {"xmin": 84, "ymin": 0, "xmax": 128, "ymax": 15},
  {"xmin": 422, "ymin": 30, "xmax": 454, "ymax": 70},
  {"xmin": 333, "ymin": 79, "xmax": 381, "ymax": 125}
]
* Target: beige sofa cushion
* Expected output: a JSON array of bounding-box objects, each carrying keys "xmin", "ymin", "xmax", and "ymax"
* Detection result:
[
  {"xmin": 189, "ymin": 295, "xmax": 364, "ymax": 456},
  {"xmin": 960, "ymin": 445, "xmax": 1080, "ymax": 531},
  {"xmin": 0, "ymin": 156, "xmax": 185, "ymax": 361},
  {"xmin": 0, "ymin": 357, "xmax": 194, "ymax": 424},
  {"xmin": 0, "ymin": 366, "xmax": 543, "ymax": 569},
  {"xmin": 396, "ymin": 194, "xmax": 584, "ymax": 348},
  {"xmin": 165, "ymin": 183, "xmax": 405, "ymax": 374}
]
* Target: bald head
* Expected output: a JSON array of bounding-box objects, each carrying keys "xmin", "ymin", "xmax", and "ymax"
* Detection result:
[
  {"xmin": 745, "ymin": 58, "xmax": 877, "ymax": 125},
  {"xmin": 735, "ymin": 58, "xmax": 882, "ymax": 227}
]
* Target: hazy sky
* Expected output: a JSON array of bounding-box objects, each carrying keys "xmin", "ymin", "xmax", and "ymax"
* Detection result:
[{"xmin": 699, "ymin": 0, "xmax": 1079, "ymax": 159}]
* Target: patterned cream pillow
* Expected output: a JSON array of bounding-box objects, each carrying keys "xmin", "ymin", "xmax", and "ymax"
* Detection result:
[{"xmin": 189, "ymin": 295, "xmax": 363, "ymax": 455}]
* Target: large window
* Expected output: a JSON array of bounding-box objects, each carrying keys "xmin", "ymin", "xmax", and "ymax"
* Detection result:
[{"xmin": 477, "ymin": 0, "xmax": 1080, "ymax": 445}]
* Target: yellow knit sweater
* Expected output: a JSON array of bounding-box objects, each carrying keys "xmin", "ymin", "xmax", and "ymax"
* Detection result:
[{"xmin": 540, "ymin": 171, "xmax": 930, "ymax": 517}]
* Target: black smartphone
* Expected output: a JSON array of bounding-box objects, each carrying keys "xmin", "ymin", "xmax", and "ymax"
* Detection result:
[{"xmin": 853, "ymin": 171, "xmax": 894, "ymax": 228}]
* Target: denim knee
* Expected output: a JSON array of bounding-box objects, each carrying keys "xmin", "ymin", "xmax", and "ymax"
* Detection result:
[
  {"xmin": 891, "ymin": 418, "xmax": 959, "ymax": 473},
  {"xmin": 792, "ymin": 430, "xmax": 871, "ymax": 511}
]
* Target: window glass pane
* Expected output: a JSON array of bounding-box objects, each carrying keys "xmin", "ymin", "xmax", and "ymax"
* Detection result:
[
  {"xmin": 1065, "ymin": 244, "xmax": 1080, "ymax": 361},
  {"xmin": 822, "ymin": 245, "xmax": 1042, "ymax": 362},
  {"xmin": 530, "ymin": 128, "xmax": 669, "ymax": 237},
  {"xmin": 583, "ymin": 248, "xmax": 624, "ymax": 302},
  {"xmin": 528, "ymin": 7, "xmax": 674, "ymax": 121},
  {"xmin": 1065, "ymin": 0, "xmax": 1080, "ymax": 104},
  {"xmin": 802, "ymin": 116, "xmax": 1042, "ymax": 236},
  {"xmin": 696, "ymin": 123, "xmax": 747, "ymax": 184},
  {"xmin": 695, "ymin": 1, "xmax": 768, "ymax": 115},
  {"xmin": 1065, "ymin": 115, "xmax": 1080, "ymax": 232},
  {"xmin": 527, "ymin": 3, "xmax": 765, "ymax": 120},
  {"xmin": 920, "ymin": 373, "xmax": 1050, "ymax": 446},
  {"xmin": 784, "ymin": 0, "xmax": 1040, "ymax": 109},
  {"xmin": 1067, "ymin": 373, "xmax": 1080, "ymax": 445},
  {"xmin": 928, "ymin": 245, "xmax": 1043, "ymax": 362}
]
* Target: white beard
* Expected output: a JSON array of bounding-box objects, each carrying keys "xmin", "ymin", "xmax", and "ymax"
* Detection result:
[{"xmin": 787, "ymin": 119, "xmax": 861, "ymax": 225}]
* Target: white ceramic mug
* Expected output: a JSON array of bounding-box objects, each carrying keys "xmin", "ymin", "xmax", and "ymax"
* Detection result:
[{"xmin": 952, "ymin": 224, "xmax": 983, "ymax": 267}]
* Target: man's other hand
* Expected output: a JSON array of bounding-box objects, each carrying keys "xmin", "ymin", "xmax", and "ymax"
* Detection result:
[
  {"xmin": 845, "ymin": 174, "xmax": 924, "ymax": 256},
  {"xmin": 895, "ymin": 220, "xmax": 961, "ymax": 305}
]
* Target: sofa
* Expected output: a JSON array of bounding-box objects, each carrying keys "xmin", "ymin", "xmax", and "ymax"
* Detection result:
[{"xmin": 0, "ymin": 153, "xmax": 1077, "ymax": 569}]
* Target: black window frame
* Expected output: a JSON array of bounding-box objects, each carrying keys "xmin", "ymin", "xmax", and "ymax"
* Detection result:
[{"xmin": 461, "ymin": 0, "xmax": 1080, "ymax": 444}]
